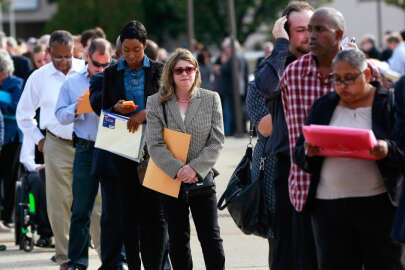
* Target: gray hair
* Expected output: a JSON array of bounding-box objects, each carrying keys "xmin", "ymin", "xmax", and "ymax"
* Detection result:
[
  {"xmin": 314, "ymin": 7, "xmax": 345, "ymax": 33},
  {"xmin": 38, "ymin": 34, "xmax": 50, "ymax": 46},
  {"xmin": 49, "ymin": 30, "xmax": 73, "ymax": 49},
  {"xmin": 88, "ymin": 38, "xmax": 112, "ymax": 57},
  {"xmin": 6, "ymin": 37, "xmax": 17, "ymax": 49},
  {"xmin": 0, "ymin": 32, "xmax": 6, "ymax": 49},
  {"xmin": 332, "ymin": 49, "xmax": 367, "ymax": 71},
  {"xmin": 0, "ymin": 49, "xmax": 14, "ymax": 74}
]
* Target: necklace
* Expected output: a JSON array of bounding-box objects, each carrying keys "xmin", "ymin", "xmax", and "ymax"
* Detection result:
[{"xmin": 177, "ymin": 99, "xmax": 189, "ymax": 104}]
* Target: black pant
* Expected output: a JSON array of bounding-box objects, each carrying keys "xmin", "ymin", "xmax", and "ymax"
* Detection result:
[
  {"xmin": 100, "ymin": 176, "xmax": 126, "ymax": 269},
  {"xmin": 164, "ymin": 190, "xmax": 225, "ymax": 270},
  {"xmin": 271, "ymin": 155, "xmax": 318, "ymax": 270},
  {"xmin": 0, "ymin": 139, "xmax": 21, "ymax": 222},
  {"xmin": 311, "ymin": 193, "xmax": 404, "ymax": 270},
  {"xmin": 26, "ymin": 169, "xmax": 52, "ymax": 237},
  {"xmin": 116, "ymin": 157, "xmax": 166, "ymax": 270}
]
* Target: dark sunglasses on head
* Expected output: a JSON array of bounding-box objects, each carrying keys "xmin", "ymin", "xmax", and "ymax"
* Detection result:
[
  {"xmin": 173, "ymin": 66, "xmax": 196, "ymax": 75},
  {"xmin": 90, "ymin": 56, "xmax": 110, "ymax": 68}
]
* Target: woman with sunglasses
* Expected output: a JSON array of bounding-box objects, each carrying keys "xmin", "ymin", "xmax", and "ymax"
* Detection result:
[
  {"xmin": 294, "ymin": 49, "xmax": 405, "ymax": 269},
  {"xmin": 146, "ymin": 48, "xmax": 225, "ymax": 270}
]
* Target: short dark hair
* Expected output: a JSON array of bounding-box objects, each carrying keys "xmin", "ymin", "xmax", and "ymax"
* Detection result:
[
  {"xmin": 88, "ymin": 38, "xmax": 112, "ymax": 57},
  {"xmin": 119, "ymin": 21, "xmax": 147, "ymax": 44},
  {"xmin": 80, "ymin": 28, "xmax": 105, "ymax": 48},
  {"xmin": 144, "ymin": 39, "xmax": 159, "ymax": 61},
  {"xmin": 49, "ymin": 30, "xmax": 73, "ymax": 49},
  {"xmin": 400, "ymin": 30, "xmax": 405, "ymax": 41},
  {"xmin": 282, "ymin": 1, "xmax": 314, "ymax": 34}
]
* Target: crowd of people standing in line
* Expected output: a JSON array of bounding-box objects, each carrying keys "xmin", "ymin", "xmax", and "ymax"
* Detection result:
[{"xmin": 1, "ymin": 1, "xmax": 405, "ymax": 270}]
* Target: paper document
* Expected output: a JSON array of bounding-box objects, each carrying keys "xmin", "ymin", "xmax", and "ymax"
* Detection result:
[
  {"xmin": 76, "ymin": 89, "xmax": 94, "ymax": 114},
  {"xmin": 94, "ymin": 110, "xmax": 144, "ymax": 162},
  {"xmin": 302, "ymin": 124, "xmax": 378, "ymax": 160},
  {"xmin": 143, "ymin": 128, "xmax": 191, "ymax": 198}
]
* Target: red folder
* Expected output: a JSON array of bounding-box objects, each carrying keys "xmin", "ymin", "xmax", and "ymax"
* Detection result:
[{"xmin": 302, "ymin": 125, "xmax": 378, "ymax": 160}]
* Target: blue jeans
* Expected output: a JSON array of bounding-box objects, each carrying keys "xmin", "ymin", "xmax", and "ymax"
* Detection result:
[{"xmin": 69, "ymin": 143, "xmax": 125, "ymax": 269}]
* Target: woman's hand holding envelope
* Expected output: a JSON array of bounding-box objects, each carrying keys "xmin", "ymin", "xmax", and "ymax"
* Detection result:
[
  {"xmin": 304, "ymin": 142, "xmax": 322, "ymax": 157},
  {"xmin": 369, "ymin": 140, "xmax": 388, "ymax": 160},
  {"xmin": 177, "ymin": 165, "xmax": 198, "ymax": 183}
]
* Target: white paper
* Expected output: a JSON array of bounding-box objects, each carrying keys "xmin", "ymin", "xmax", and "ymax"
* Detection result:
[{"xmin": 94, "ymin": 110, "xmax": 145, "ymax": 162}]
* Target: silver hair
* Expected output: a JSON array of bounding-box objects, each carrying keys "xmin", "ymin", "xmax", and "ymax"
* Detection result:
[
  {"xmin": 314, "ymin": 7, "xmax": 345, "ymax": 33},
  {"xmin": 332, "ymin": 49, "xmax": 367, "ymax": 71},
  {"xmin": 6, "ymin": 36, "xmax": 17, "ymax": 49},
  {"xmin": 0, "ymin": 32, "xmax": 6, "ymax": 49},
  {"xmin": 0, "ymin": 49, "xmax": 14, "ymax": 74}
]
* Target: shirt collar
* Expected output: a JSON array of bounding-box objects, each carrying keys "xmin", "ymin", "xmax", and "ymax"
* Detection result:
[
  {"xmin": 302, "ymin": 53, "xmax": 318, "ymax": 77},
  {"xmin": 48, "ymin": 58, "xmax": 84, "ymax": 76},
  {"xmin": 117, "ymin": 55, "xmax": 150, "ymax": 71}
]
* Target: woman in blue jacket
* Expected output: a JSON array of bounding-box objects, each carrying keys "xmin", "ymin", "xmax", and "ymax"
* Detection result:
[{"xmin": 0, "ymin": 49, "xmax": 23, "ymax": 229}]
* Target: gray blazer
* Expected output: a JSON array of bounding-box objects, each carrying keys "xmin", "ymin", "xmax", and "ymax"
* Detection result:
[{"xmin": 146, "ymin": 88, "xmax": 224, "ymax": 179}]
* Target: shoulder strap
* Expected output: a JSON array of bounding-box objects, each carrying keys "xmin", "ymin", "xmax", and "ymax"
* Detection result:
[{"xmin": 162, "ymin": 102, "xmax": 168, "ymax": 126}]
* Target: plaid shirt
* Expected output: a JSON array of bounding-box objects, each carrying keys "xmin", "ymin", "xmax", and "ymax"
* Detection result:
[{"xmin": 281, "ymin": 53, "xmax": 381, "ymax": 211}]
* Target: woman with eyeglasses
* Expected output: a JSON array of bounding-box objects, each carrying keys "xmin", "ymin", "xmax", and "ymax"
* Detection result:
[
  {"xmin": 146, "ymin": 48, "xmax": 225, "ymax": 270},
  {"xmin": 293, "ymin": 49, "xmax": 405, "ymax": 269}
]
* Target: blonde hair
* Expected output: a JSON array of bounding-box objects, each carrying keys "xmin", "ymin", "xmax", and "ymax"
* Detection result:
[{"xmin": 159, "ymin": 48, "xmax": 201, "ymax": 103}]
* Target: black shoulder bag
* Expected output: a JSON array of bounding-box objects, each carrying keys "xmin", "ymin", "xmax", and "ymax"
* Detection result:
[{"xmin": 217, "ymin": 124, "xmax": 271, "ymax": 238}]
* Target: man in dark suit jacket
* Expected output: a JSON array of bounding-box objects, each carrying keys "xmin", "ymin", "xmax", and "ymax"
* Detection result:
[{"xmin": 12, "ymin": 55, "xmax": 32, "ymax": 82}]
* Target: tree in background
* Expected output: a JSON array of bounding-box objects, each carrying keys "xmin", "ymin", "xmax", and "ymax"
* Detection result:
[
  {"xmin": 385, "ymin": 0, "xmax": 405, "ymax": 9},
  {"xmin": 45, "ymin": 0, "xmax": 332, "ymax": 46}
]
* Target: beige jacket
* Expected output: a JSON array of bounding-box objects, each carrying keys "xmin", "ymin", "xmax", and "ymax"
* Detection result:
[{"xmin": 146, "ymin": 88, "xmax": 224, "ymax": 179}]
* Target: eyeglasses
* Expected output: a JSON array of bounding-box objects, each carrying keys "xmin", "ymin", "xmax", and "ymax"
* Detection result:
[
  {"xmin": 331, "ymin": 70, "xmax": 365, "ymax": 86},
  {"xmin": 53, "ymin": 56, "xmax": 73, "ymax": 63},
  {"xmin": 90, "ymin": 56, "xmax": 110, "ymax": 68},
  {"xmin": 173, "ymin": 66, "xmax": 196, "ymax": 75}
]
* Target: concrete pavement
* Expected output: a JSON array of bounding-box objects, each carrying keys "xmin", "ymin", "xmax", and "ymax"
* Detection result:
[{"xmin": 0, "ymin": 137, "xmax": 270, "ymax": 270}]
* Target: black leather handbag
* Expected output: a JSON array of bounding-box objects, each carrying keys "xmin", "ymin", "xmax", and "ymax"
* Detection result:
[{"xmin": 217, "ymin": 128, "xmax": 272, "ymax": 238}]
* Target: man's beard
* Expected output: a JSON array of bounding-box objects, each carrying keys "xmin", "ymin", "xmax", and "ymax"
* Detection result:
[{"xmin": 296, "ymin": 45, "xmax": 310, "ymax": 55}]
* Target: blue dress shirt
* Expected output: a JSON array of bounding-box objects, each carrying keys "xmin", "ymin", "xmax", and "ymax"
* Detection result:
[
  {"xmin": 117, "ymin": 56, "xmax": 150, "ymax": 114},
  {"xmin": 55, "ymin": 67, "xmax": 99, "ymax": 141},
  {"xmin": 0, "ymin": 75, "xmax": 23, "ymax": 144}
]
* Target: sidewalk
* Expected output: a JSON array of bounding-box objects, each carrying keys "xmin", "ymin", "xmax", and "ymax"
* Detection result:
[{"xmin": 0, "ymin": 137, "xmax": 270, "ymax": 270}]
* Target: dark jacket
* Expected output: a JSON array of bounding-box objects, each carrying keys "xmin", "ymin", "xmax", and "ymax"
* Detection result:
[
  {"xmin": 12, "ymin": 55, "xmax": 32, "ymax": 82},
  {"xmin": 89, "ymin": 59, "xmax": 163, "ymax": 177},
  {"xmin": 254, "ymin": 38, "xmax": 296, "ymax": 156},
  {"xmin": 102, "ymin": 60, "xmax": 163, "ymax": 112},
  {"xmin": 294, "ymin": 82, "xmax": 405, "ymax": 208}
]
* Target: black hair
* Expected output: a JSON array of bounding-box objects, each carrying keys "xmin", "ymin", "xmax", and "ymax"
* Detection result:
[
  {"xmin": 80, "ymin": 28, "xmax": 105, "ymax": 48},
  {"xmin": 400, "ymin": 30, "xmax": 405, "ymax": 42},
  {"xmin": 49, "ymin": 30, "xmax": 73, "ymax": 49},
  {"xmin": 119, "ymin": 20, "xmax": 147, "ymax": 44},
  {"xmin": 282, "ymin": 1, "xmax": 314, "ymax": 35},
  {"xmin": 144, "ymin": 39, "xmax": 159, "ymax": 61}
]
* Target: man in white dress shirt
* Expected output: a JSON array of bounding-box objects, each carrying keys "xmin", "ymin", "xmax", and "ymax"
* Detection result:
[{"xmin": 16, "ymin": 30, "xmax": 85, "ymax": 270}]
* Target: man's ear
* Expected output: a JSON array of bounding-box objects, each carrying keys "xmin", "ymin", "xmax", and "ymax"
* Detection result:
[
  {"xmin": 336, "ymin": 29, "xmax": 344, "ymax": 41},
  {"xmin": 364, "ymin": 68, "xmax": 372, "ymax": 82}
]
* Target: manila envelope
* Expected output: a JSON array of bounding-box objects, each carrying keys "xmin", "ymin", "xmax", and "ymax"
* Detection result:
[
  {"xmin": 142, "ymin": 128, "xmax": 191, "ymax": 198},
  {"xmin": 76, "ymin": 89, "xmax": 94, "ymax": 114}
]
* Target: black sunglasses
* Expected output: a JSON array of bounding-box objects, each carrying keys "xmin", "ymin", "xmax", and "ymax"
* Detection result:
[{"xmin": 90, "ymin": 56, "xmax": 110, "ymax": 68}]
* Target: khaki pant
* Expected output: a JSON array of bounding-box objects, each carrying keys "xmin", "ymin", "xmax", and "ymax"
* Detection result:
[{"xmin": 43, "ymin": 132, "xmax": 101, "ymax": 264}]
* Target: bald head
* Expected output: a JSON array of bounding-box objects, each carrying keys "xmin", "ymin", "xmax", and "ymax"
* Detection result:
[
  {"xmin": 313, "ymin": 7, "xmax": 345, "ymax": 33},
  {"xmin": 308, "ymin": 7, "xmax": 345, "ymax": 59}
]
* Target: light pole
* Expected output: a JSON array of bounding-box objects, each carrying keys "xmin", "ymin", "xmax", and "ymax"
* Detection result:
[
  {"xmin": 227, "ymin": 0, "xmax": 243, "ymax": 136},
  {"xmin": 187, "ymin": 0, "xmax": 194, "ymax": 51}
]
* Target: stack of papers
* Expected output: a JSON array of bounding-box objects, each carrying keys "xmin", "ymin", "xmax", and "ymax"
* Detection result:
[{"xmin": 94, "ymin": 110, "xmax": 144, "ymax": 162}]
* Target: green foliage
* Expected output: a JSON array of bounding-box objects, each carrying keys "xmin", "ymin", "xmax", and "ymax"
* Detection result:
[
  {"xmin": 384, "ymin": 0, "xmax": 405, "ymax": 10},
  {"xmin": 44, "ymin": 0, "xmax": 333, "ymax": 46},
  {"xmin": 44, "ymin": 0, "xmax": 144, "ymax": 41}
]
